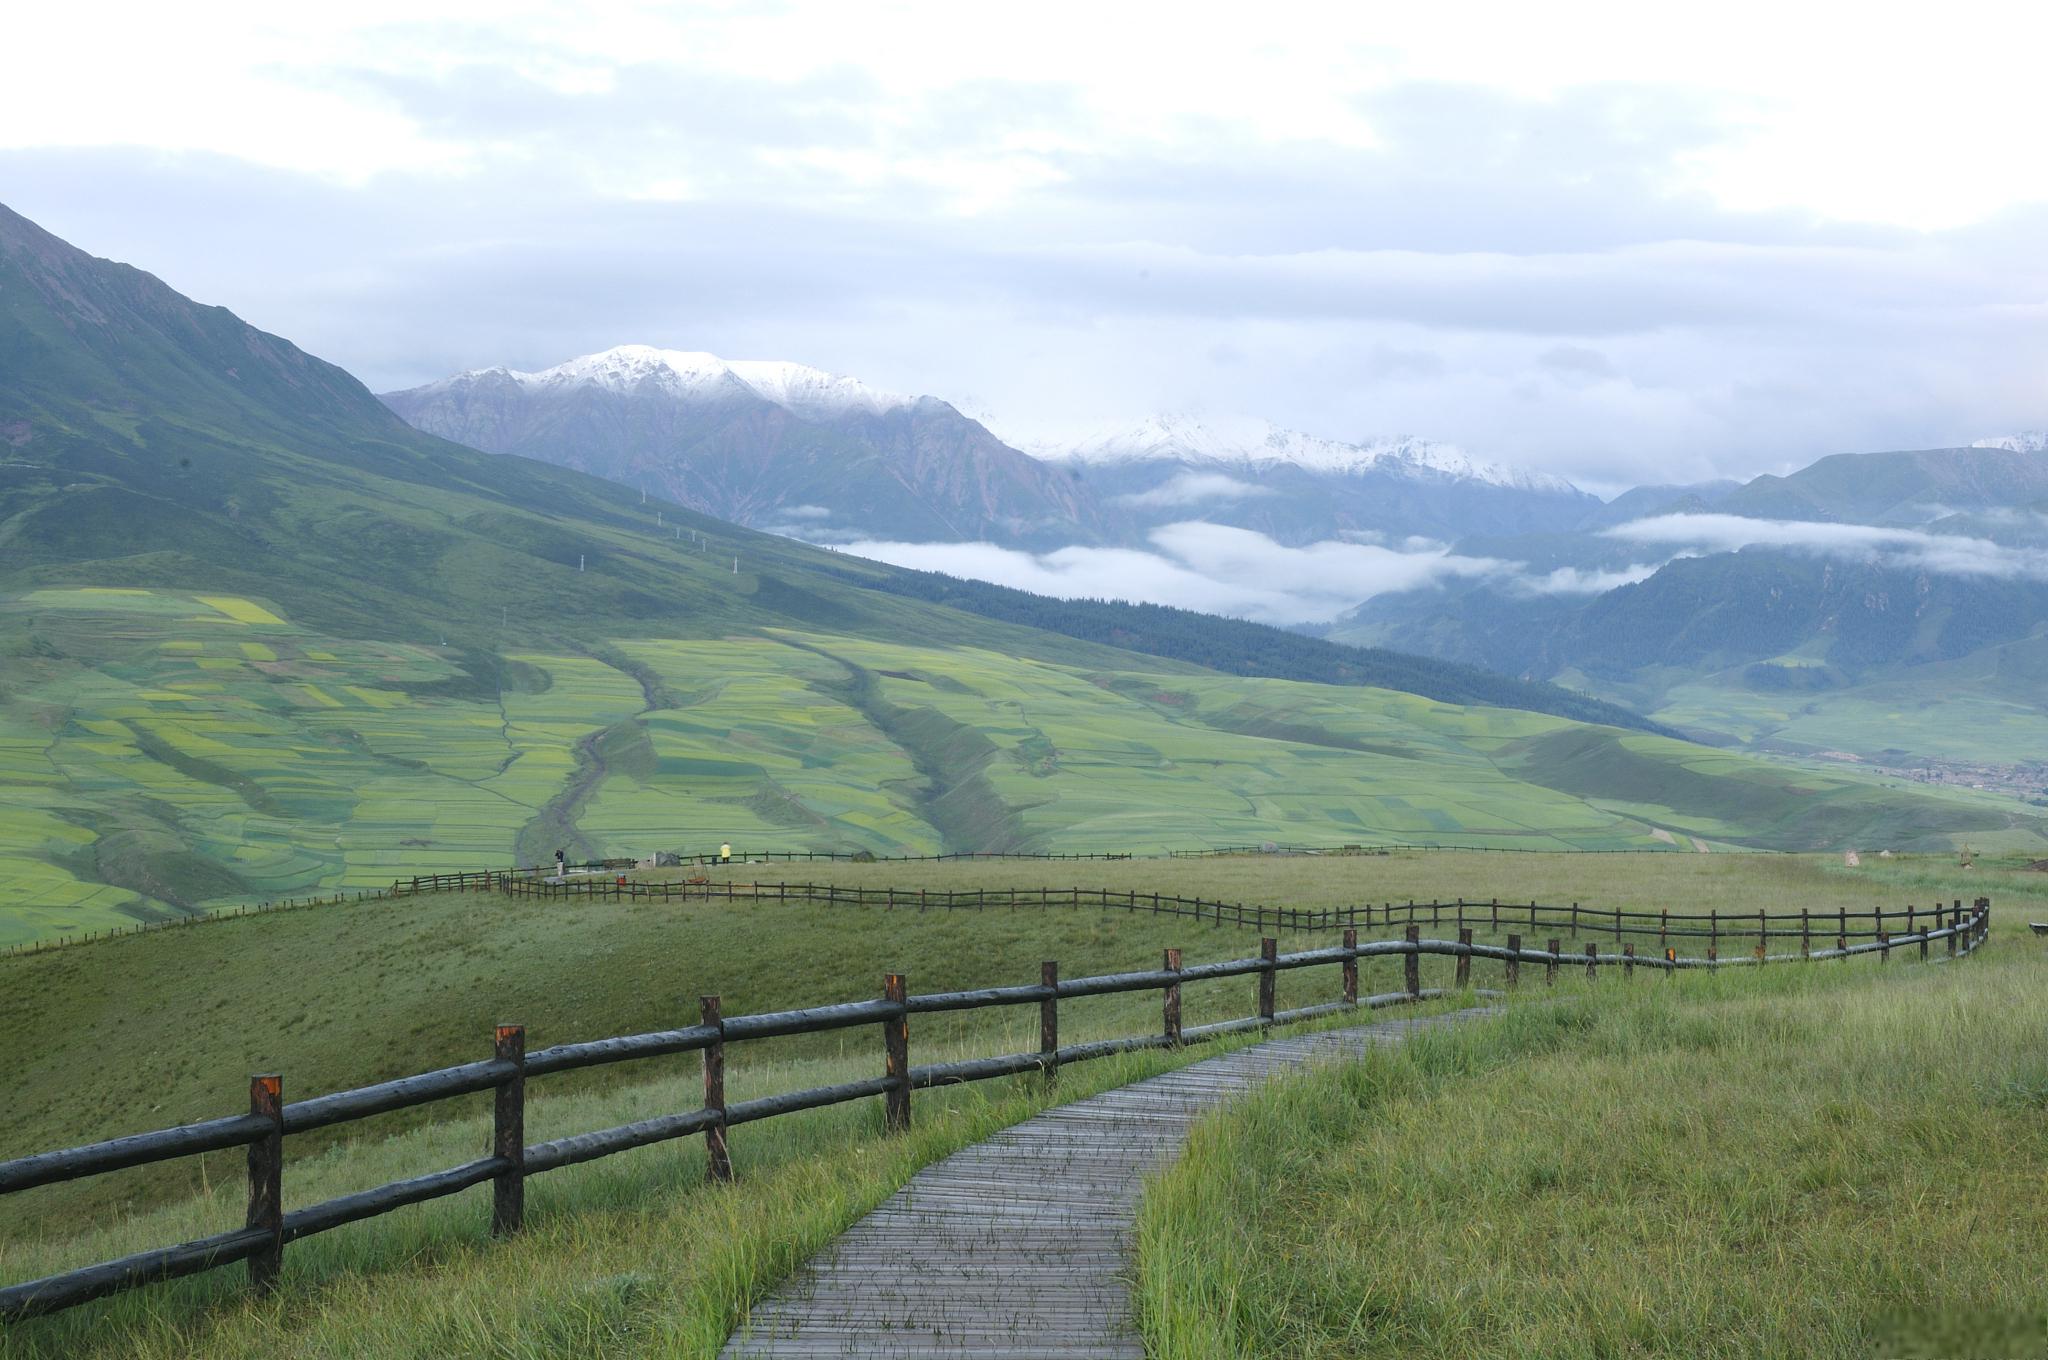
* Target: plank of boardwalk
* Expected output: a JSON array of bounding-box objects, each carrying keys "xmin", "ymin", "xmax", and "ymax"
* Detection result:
[{"xmin": 723, "ymin": 1010, "xmax": 1485, "ymax": 1358}]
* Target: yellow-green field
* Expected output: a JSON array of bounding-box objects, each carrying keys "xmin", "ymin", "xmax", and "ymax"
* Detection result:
[{"xmin": 4, "ymin": 591, "xmax": 2043, "ymax": 948}]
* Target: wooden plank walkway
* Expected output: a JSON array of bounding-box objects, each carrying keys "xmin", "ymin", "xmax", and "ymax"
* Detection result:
[{"xmin": 723, "ymin": 1009, "xmax": 1486, "ymax": 1358}]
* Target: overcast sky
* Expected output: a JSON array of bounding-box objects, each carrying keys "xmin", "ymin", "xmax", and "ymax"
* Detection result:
[{"xmin": 6, "ymin": 1, "xmax": 2045, "ymax": 493}]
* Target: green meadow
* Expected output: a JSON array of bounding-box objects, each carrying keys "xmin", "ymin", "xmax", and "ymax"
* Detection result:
[
  {"xmin": 4, "ymin": 590, "xmax": 2045, "ymax": 948},
  {"xmin": 1, "ymin": 852, "xmax": 2040, "ymax": 1358}
]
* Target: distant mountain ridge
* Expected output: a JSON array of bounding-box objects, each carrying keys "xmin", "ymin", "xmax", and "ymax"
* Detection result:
[
  {"xmin": 386, "ymin": 354, "xmax": 1601, "ymax": 549},
  {"xmin": 420, "ymin": 345, "xmax": 915, "ymax": 419},
  {"xmin": 383, "ymin": 346, "xmax": 1108, "ymax": 549},
  {"xmin": 1029, "ymin": 412, "xmax": 1580, "ymax": 494}
]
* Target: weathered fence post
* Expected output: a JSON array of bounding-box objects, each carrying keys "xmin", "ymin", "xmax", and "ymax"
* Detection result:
[
  {"xmin": 1545, "ymin": 938, "xmax": 1560, "ymax": 986},
  {"xmin": 1455, "ymin": 928, "xmax": 1472, "ymax": 989},
  {"xmin": 1404, "ymin": 925, "xmax": 1421, "ymax": 997},
  {"xmin": 701, "ymin": 999, "xmax": 730, "ymax": 1182},
  {"xmin": 1341, "ymin": 929, "xmax": 1358, "ymax": 1005},
  {"xmin": 1491, "ymin": 898, "xmax": 1499, "ymax": 931},
  {"xmin": 1623, "ymin": 942, "xmax": 1635, "ymax": 978},
  {"xmin": 1757, "ymin": 909, "xmax": 1766, "ymax": 953},
  {"xmin": 1163, "ymin": 950, "xmax": 1183, "ymax": 1046},
  {"xmin": 884, "ymin": 974, "xmax": 910, "ymax": 1133},
  {"xmin": 1040, "ymin": 961, "xmax": 1059, "ymax": 1086},
  {"xmin": 1801, "ymin": 909, "xmax": 1811, "ymax": 958},
  {"xmin": 1259, "ymin": 938, "xmax": 1277, "ymax": 1024},
  {"xmin": 246, "ymin": 1073, "xmax": 284, "ymax": 1295},
  {"xmin": 1585, "ymin": 941, "xmax": 1597, "ymax": 980},
  {"xmin": 1919, "ymin": 919, "xmax": 1930, "ymax": 961},
  {"xmin": 1879, "ymin": 930, "xmax": 1890, "ymax": 963},
  {"xmin": 1947, "ymin": 907, "xmax": 1958, "ymax": 956},
  {"xmin": 1660, "ymin": 909, "xmax": 1668, "ymax": 950},
  {"xmin": 493, "ymin": 1024, "xmax": 527, "ymax": 1230},
  {"xmin": 1505, "ymin": 933, "xmax": 1521, "ymax": 988},
  {"xmin": 1709, "ymin": 910, "xmax": 1718, "ymax": 957}
]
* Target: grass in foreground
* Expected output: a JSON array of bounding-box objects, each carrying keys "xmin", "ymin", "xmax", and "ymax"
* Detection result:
[
  {"xmin": 1136, "ymin": 929, "xmax": 2048, "ymax": 1359},
  {"xmin": 0, "ymin": 999, "xmax": 1460, "ymax": 1359}
]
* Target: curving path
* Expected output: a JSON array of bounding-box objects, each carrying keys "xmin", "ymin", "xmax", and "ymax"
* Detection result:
[{"xmin": 722, "ymin": 1008, "xmax": 1488, "ymax": 1358}]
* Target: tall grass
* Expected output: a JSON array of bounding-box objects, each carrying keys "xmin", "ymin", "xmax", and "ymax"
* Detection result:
[
  {"xmin": 1135, "ymin": 932, "xmax": 2048, "ymax": 1359},
  {"xmin": 2, "ymin": 1013, "xmax": 1379, "ymax": 1360}
]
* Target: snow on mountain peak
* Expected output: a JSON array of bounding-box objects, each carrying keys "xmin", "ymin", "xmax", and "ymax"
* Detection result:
[
  {"xmin": 1028, "ymin": 413, "xmax": 1579, "ymax": 494},
  {"xmin": 463, "ymin": 345, "xmax": 913, "ymax": 419},
  {"xmin": 1973, "ymin": 431, "xmax": 2048, "ymax": 453}
]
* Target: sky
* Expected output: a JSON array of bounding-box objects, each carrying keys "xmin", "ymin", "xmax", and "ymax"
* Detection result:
[{"xmin": 5, "ymin": 0, "xmax": 2046, "ymax": 498}]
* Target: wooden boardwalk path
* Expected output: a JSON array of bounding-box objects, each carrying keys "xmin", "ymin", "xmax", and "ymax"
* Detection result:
[{"xmin": 723, "ymin": 1009, "xmax": 1485, "ymax": 1358}]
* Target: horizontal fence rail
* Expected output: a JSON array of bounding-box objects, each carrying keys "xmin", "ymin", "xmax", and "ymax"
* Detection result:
[{"xmin": 0, "ymin": 898, "xmax": 1990, "ymax": 1325}]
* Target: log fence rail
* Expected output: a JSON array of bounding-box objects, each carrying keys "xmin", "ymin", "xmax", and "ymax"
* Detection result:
[{"xmin": 0, "ymin": 898, "xmax": 1990, "ymax": 1326}]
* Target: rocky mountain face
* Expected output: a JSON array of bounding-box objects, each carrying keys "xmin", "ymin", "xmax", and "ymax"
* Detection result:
[{"xmin": 382, "ymin": 348, "xmax": 1110, "ymax": 549}]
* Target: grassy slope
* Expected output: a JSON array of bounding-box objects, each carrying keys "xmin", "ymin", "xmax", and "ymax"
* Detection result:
[
  {"xmin": 7, "ymin": 202, "xmax": 2046, "ymax": 937},
  {"xmin": 10, "ymin": 593, "xmax": 2043, "ymax": 948},
  {"xmin": 1137, "ymin": 903, "xmax": 2048, "ymax": 1358},
  {"xmin": 2, "ymin": 854, "xmax": 2039, "ymax": 1357}
]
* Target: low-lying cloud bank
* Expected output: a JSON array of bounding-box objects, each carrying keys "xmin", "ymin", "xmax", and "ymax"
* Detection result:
[
  {"xmin": 1605, "ymin": 514, "xmax": 2048, "ymax": 581},
  {"xmin": 837, "ymin": 522, "xmax": 1654, "ymax": 626},
  {"xmin": 830, "ymin": 512, "xmax": 2048, "ymax": 628}
]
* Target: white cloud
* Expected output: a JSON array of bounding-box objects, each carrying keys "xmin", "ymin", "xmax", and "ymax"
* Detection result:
[
  {"xmin": 1111, "ymin": 471, "xmax": 1274, "ymax": 509},
  {"xmin": 1604, "ymin": 514, "xmax": 2048, "ymax": 581},
  {"xmin": 7, "ymin": 3, "xmax": 2046, "ymax": 486},
  {"xmin": 839, "ymin": 521, "xmax": 1666, "ymax": 624},
  {"xmin": 1513, "ymin": 563, "xmax": 1663, "ymax": 595}
]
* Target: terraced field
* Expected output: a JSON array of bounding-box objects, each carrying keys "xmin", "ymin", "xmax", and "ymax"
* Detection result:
[{"xmin": 6, "ymin": 594, "xmax": 2044, "ymax": 947}]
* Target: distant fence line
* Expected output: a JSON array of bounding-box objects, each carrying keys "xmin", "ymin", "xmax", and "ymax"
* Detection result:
[
  {"xmin": 497, "ymin": 876, "xmax": 1983, "ymax": 954},
  {"xmin": 0, "ymin": 897, "xmax": 1992, "ymax": 1325},
  {"xmin": 0, "ymin": 844, "xmax": 1972, "ymax": 959}
]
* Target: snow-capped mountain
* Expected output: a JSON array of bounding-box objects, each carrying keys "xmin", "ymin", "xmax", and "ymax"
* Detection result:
[
  {"xmin": 1033, "ymin": 413, "xmax": 1581, "ymax": 496},
  {"xmin": 1974, "ymin": 431, "xmax": 2048, "ymax": 453},
  {"xmin": 382, "ymin": 348, "xmax": 1105, "ymax": 548},
  {"xmin": 437, "ymin": 345, "xmax": 915, "ymax": 421},
  {"xmin": 1024, "ymin": 413, "xmax": 1596, "ymax": 544}
]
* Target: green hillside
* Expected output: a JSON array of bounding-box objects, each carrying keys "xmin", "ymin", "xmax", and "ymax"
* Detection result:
[{"xmin": 4, "ymin": 199, "xmax": 2045, "ymax": 946}]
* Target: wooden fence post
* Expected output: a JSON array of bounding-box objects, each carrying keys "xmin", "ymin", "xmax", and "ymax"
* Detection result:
[
  {"xmin": 1709, "ymin": 910, "xmax": 1718, "ymax": 956},
  {"xmin": 1919, "ymin": 920, "xmax": 1930, "ymax": 961},
  {"xmin": 1545, "ymin": 938, "xmax": 1559, "ymax": 986},
  {"xmin": 492, "ymin": 1025, "xmax": 527, "ymax": 1230},
  {"xmin": 1163, "ymin": 950, "xmax": 1182, "ymax": 1046},
  {"xmin": 1341, "ymin": 929, "xmax": 1358, "ymax": 1005},
  {"xmin": 1757, "ymin": 909, "xmax": 1766, "ymax": 952},
  {"xmin": 1041, "ymin": 961, "xmax": 1059, "ymax": 1085},
  {"xmin": 1879, "ymin": 930, "xmax": 1890, "ymax": 963},
  {"xmin": 1404, "ymin": 925, "xmax": 1421, "ymax": 997},
  {"xmin": 1801, "ymin": 909, "xmax": 1811, "ymax": 958},
  {"xmin": 1505, "ymin": 933, "xmax": 1521, "ymax": 988},
  {"xmin": 1623, "ymin": 943, "xmax": 1635, "ymax": 978},
  {"xmin": 1660, "ymin": 909, "xmax": 1668, "ymax": 951},
  {"xmin": 1947, "ymin": 909, "xmax": 1958, "ymax": 956},
  {"xmin": 884, "ymin": 974, "xmax": 910, "ymax": 1133},
  {"xmin": 1585, "ymin": 941, "xmax": 1597, "ymax": 981},
  {"xmin": 1259, "ymin": 938, "xmax": 1277, "ymax": 1024},
  {"xmin": 701, "ymin": 998, "xmax": 731, "ymax": 1182},
  {"xmin": 246, "ymin": 1073, "xmax": 283, "ymax": 1295},
  {"xmin": 1455, "ymin": 928, "xmax": 1472, "ymax": 989}
]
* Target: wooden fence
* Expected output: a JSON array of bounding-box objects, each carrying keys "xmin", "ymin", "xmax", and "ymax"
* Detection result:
[
  {"xmin": 498, "ymin": 875, "xmax": 1983, "ymax": 950},
  {"xmin": 0, "ymin": 897, "xmax": 1990, "ymax": 1325}
]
